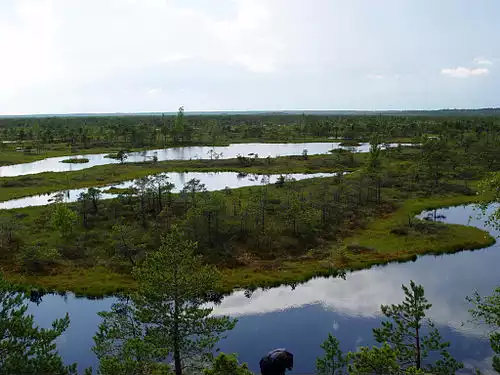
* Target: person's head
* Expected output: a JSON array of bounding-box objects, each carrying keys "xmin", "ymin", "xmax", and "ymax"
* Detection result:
[{"xmin": 273, "ymin": 350, "xmax": 293, "ymax": 371}]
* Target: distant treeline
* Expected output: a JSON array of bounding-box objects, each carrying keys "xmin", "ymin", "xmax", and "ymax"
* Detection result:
[{"xmin": 2, "ymin": 107, "xmax": 500, "ymax": 118}]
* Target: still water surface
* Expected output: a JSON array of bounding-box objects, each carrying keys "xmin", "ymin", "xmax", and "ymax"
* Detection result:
[
  {"xmin": 0, "ymin": 142, "xmax": 411, "ymax": 177},
  {"xmin": 28, "ymin": 204, "xmax": 499, "ymax": 374},
  {"xmin": 0, "ymin": 172, "xmax": 337, "ymax": 209}
]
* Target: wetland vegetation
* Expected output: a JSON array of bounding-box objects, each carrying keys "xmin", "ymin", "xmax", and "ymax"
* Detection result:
[
  {"xmin": 0, "ymin": 110, "xmax": 499, "ymax": 295},
  {"xmin": 2, "ymin": 110, "xmax": 500, "ymax": 373},
  {"xmin": 60, "ymin": 157, "xmax": 90, "ymax": 164}
]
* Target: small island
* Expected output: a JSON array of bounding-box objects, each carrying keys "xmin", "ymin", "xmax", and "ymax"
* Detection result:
[
  {"xmin": 104, "ymin": 150, "xmax": 129, "ymax": 163},
  {"xmin": 339, "ymin": 140, "xmax": 362, "ymax": 147},
  {"xmin": 60, "ymin": 157, "xmax": 90, "ymax": 164},
  {"xmin": 103, "ymin": 187, "xmax": 133, "ymax": 195}
]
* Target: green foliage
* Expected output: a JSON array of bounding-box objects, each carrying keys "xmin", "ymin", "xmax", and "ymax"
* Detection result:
[
  {"xmin": 373, "ymin": 281, "xmax": 462, "ymax": 373},
  {"xmin": 416, "ymin": 136, "xmax": 450, "ymax": 192},
  {"xmin": 2, "ymin": 112, "xmax": 500, "ymax": 296},
  {"xmin": 477, "ymin": 172, "xmax": 500, "ymax": 230},
  {"xmin": 316, "ymin": 333, "xmax": 347, "ymax": 375},
  {"xmin": 347, "ymin": 343, "xmax": 401, "ymax": 375},
  {"xmin": 60, "ymin": 157, "xmax": 90, "ymax": 164},
  {"xmin": 0, "ymin": 274, "xmax": 77, "ymax": 375},
  {"xmin": 366, "ymin": 133, "xmax": 382, "ymax": 173},
  {"xmin": 93, "ymin": 226, "xmax": 236, "ymax": 375},
  {"xmin": 468, "ymin": 287, "xmax": 500, "ymax": 373},
  {"xmin": 317, "ymin": 282, "xmax": 463, "ymax": 375},
  {"xmin": 111, "ymin": 223, "xmax": 145, "ymax": 265},
  {"xmin": 51, "ymin": 203, "xmax": 78, "ymax": 237},
  {"xmin": 173, "ymin": 106, "xmax": 186, "ymax": 143},
  {"xmin": 203, "ymin": 353, "xmax": 253, "ymax": 375},
  {"xmin": 0, "ymin": 215, "xmax": 20, "ymax": 248},
  {"xmin": 117, "ymin": 150, "xmax": 128, "ymax": 164},
  {"xmin": 18, "ymin": 242, "xmax": 61, "ymax": 273}
]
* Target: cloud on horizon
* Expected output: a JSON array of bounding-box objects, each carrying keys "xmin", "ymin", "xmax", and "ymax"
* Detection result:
[
  {"xmin": 441, "ymin": 67, "xmax": 490, "ymax": 78},
  {"xmin": 0, "ymin": 0, "xmax": 499, "ymax": 114}
]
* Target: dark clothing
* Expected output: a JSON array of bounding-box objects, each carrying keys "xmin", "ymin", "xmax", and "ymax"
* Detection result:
[
  {"xmin": 260, "ymin": 349, "xmax": 293, "ymax": 375},
  {"xmin": 259, "ymin": 357, "xmax": 285, "ymax": 375}
]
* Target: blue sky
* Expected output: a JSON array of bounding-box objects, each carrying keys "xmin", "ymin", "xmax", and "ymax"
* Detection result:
[{"xmin": 0, "ymin": 0, "xmax": 499, "ymax": 114}]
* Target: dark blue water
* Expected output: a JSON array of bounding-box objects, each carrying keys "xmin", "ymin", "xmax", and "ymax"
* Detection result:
[{"xmin": 28, "ymin": 205, "xmax": 500, "ymax": 374}]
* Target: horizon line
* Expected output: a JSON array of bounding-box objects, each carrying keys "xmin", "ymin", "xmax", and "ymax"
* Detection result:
[{"xmin": 1, "ymin": 107, "xmax": 500, "ymax": 118}]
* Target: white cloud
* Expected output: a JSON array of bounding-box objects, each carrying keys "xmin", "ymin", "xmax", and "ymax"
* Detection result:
[
  {"xmin": 147, "ymin": 88, "xmax": 162, "ymax": 95},
  {"xmin": 441, "ymin": 67, "xmax": 489, "ymax": 78},
  {"xmin": 0, "ymin": 0, "xmax": 62, "ymax": 93},
  {"xmin": 367, "ymin": 74, "xmax": 385, "ymax": 80},
  {"xmin": 0, "ymin": 0, "xmax": 284, "ymax": 91},
  {"xmin": 1, "ymin": 0, "xmax": 499, "ymax": 113},
  {"xmin": 474, "ymin": 57, "xmax": 493, "ymax": 65}
]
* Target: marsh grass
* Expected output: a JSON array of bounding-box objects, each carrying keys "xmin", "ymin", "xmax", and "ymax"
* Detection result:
[{"xmin": 0, "ymin": 187, "xmax": 493, "ymax": 297}]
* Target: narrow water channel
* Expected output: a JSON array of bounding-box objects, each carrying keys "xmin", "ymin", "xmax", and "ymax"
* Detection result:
[
  {"xmin": 0, "ymin": 142, "xmax": 412, "ymax": 177},
  {"xmin": 0, "ymin": 172, "xmax": 338, "ymax": 209},
  {"xmin": 27, "ymin": 204, "xmax": 499, "ymax": 374}
]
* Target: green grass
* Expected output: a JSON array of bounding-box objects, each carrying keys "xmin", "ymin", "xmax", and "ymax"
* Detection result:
[
  {"xmin": 104, "ymin": 153, "xmax": 121, "ymax": 159},
  {"xmin": 338, "ymin": 193, "xmax": 495, "ymax": 270},
  {"xmin": 221, "ymin": 192, "xmax": 495, "ymax": 292},
  {"xmin": 0, "ymin": 147, "xmax": 126, "ymax": 166},
  {"xmin": 0, "ymin": 189, "xmax": 494, "ymax": 297},
  {"xmin": 0, "ymin": 147, "xmax": 494, "ymax": 297},
  {"xmin": 339, "ymin": 140, "xmax": 362, "ymax": 147},
  {"xmin": 60, "ymin": 158, "xmax": 90, "ymax": 164}
]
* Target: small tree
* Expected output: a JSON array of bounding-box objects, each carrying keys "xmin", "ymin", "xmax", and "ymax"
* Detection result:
[
  {"xmin": 93, "ymin": 226, "xmax": 236, "ymax": 375},
  {"xmin": 18, "ymin": 243, "xmax": 61, "ymax": 274},
  {"xmin": 87, "ymin": 187, "xmax": 102, "ymax": 213},
  {"xmin": 347, "ymin": 343, "xmax": 401, "ymax": 375},
  {"xmin": 117, "ymin": 150, "xmax": 128, "ymax": 164},
  {"xmin": 51, "ymin": 203, "xmax": 78, "ymax": 238},
  {"xmin": 181, "ymin": 178, "xmax": 207, "ymax": 208},
  {"xmin": 373, "ymin": 281, "xmax": 462, "ymax": 373},
  {"xmin": 302, "ymin": 148, "xmax": 308, "ymax": 160},
  {"xmin": 316, "ymin": 333, "xmax": 347, "ymax": 375},
  {"xmin": 365, "ymin": 134, "xmax": 383, "ymax": 203},
  {"xmin": 173, "ymin": 106, "xmax": 185, "ymax": 144},
  {"xmin": 0, "ymin": 215, "xmax": 20, "ymax": 247},
  {"xmin": 111, "ymin": 223, "xmax": 144, "ymax": 266},
  {"xmin": 468, "ymin": 287, "xmax": 500, "ymax": 373},
  {"xmin": 134, "ymin": 177, "xmax": 152, "ymax": 228},
  {"xmin": 149, "ymin": 174, "xmax": 174, "ymax": 213},
  {"xmin": 203, "ymin": 353, "xmax": 253, "ymax": 375},
  {"xmin": 0, "ymin": 274, "xmax": 78, "ymax": 375}
]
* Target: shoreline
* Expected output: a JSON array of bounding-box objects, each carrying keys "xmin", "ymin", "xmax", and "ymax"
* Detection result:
[
  {"xmin": 0, "ymin": 137, "xmax": 414, "ymax": 167},
  {"xmin": 2, "ymin": 193, "xmax": 494, "ymax": 298},
  {"xmin": 0, "ymin": 154, "xmax": 364, "ymax": 202}
]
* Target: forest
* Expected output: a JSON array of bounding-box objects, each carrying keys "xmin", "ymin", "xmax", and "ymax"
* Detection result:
[
  {"xmin": 1, "ymin": 108, "xmax": 499, "ymax": 164},
  {"xmin": 1, "ymin": 111, "xmax": 500, "ymax": 374}
]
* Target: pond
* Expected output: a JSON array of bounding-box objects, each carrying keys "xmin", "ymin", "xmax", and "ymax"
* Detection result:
[
  {"xmin": 0, "ymin": 142, "xmax": 412, "ymax": 177},
  {"xmin": 0, "ymin": 172, "xmax": 338, "ymax": 209},
  {"xmin": 27, "ymin": 204, "xmax": 499, "ymax": 374}
]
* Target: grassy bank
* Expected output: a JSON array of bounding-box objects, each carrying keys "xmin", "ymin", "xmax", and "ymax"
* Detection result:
[
  {"xmin": 60, "ymin": 158, "xmax": 90, "ymax": 164},
  {"xmin": 0, "ymin": 143, "xmax": 495, "ymax": 297},
  {"xmin": 0, "ymin": 153, "xmax": 364, "ymax": 202},
  {"xmin": 1, "ymin": 190, "xmax": 493, "ymax": 297}
]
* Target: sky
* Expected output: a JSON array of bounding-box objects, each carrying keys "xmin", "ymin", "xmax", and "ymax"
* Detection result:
[{"xmin": 0, "ymin": 0, "xmax": 499, "ymax": 115}]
